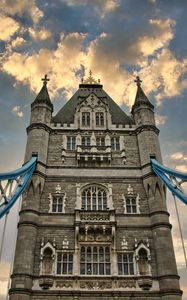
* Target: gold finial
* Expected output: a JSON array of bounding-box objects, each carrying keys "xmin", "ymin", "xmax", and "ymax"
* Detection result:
[
  {"xmin": 134, "ymin": 76, "xmax": 142, "ymax": 87},
  {"xmin": 81, "ymin": 70, "xmax": 99, "ymax": 85},
  {"xmin": 42, "ymin": 74, "xmax": 50, "ymax": 86}
]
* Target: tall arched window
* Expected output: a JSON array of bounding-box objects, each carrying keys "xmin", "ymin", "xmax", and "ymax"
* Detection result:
[
  {"xmin": 82, "ymin": 112, "xmax": 90, "ymax": 126},
  {"xmin": 82, "ymin": 186, "xmax": 107, "ymax": 210}
]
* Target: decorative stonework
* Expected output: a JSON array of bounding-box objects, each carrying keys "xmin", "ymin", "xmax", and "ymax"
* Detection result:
[
  {"xmin": 118, "ymin": 280, "xmax": 136, "ymax": 288},
  {"xmin": 56, "ymin": 280, "xmax": 73, "ymax": 289},
  {"xmin": 80, "ymin": 280, "xmax": 112, "ymax": 290},
  {"xmin": 121, "ymin": 237, "xmax": 128, "ymax": 250},
  {"xmin": 62, "ymin": 236, "xmax": 69, "ymax": 249}
]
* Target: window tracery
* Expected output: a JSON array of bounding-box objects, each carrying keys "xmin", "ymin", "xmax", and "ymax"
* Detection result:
[
  {"xmin": 80, "ymin": 246, "xmax": 111, "ymax": 275},
  {"xmin": 82, "ymin": 186, "xmax": 107, "ymax": 210},
  {"xmin": 96, "ymin": 112, "xmax": 104, "ymax": 126},
  {"xmin": 118, "ymin": 253, "xmax": 134, "ymax": 275},
  {"xmin": 56, "ymin": 253, "xmax": 73, "ymax": 275},
  {"xmin": 82, "ymin": 112, "xmax": 90, "ymax": 127}
]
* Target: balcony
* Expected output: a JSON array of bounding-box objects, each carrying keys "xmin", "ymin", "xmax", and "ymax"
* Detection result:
[{"xmin": 76, "ymin": 145, "xmax": 112, "ymax": 162}]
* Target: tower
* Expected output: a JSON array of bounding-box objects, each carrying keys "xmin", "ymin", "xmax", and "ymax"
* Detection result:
[{"xmin": 9, "ymin": 73, "xmax": 182, "ymax": 300}]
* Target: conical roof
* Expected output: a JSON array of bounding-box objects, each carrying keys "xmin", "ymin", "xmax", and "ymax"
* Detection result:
[
  {"xmin": 132, "ymin": 76, "xmax": 154, "ymax": 113},
  {"xmin": 32, "ymin": 75, "xmax": 53, "ymax": 111}
]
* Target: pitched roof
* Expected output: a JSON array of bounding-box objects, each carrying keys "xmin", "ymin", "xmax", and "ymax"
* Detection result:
[{"xmin": 52, "ymin": 84, "xmax": 134, "ymax": 125}]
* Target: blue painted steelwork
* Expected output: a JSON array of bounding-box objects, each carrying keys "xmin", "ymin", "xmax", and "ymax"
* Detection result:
[
  {"xmin": 0, "ymin": 156, "xmax": 37, "ymax": 219},
  {"xmin": 151, "ymin": 158, "xmax": 187, "ymax": 205}
]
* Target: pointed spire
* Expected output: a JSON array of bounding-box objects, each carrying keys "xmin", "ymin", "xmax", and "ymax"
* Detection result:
[
  {"xmin": 132, "ymin": 76, "xmax": 154, "ymax": 114},
  {"xmin": 33, "ymin": 75, "xmax": 53, "ymax": 111}
]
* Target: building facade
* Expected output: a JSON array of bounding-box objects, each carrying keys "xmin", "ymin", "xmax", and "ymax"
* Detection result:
[{"xmin": 9, "ymin": 73, "xmax": 182, "ymax": 300}]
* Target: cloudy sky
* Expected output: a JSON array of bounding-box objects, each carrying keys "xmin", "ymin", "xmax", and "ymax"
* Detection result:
[{"xmin": 0, "ymin": 0, "xmax": 187, "ymax": 298}]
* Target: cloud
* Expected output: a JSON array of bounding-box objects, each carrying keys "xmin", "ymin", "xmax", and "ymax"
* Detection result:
[
  {"xmin": 171, "ymin": 152, "xmax": 187, "ymax": 160},
  {"xmin": 138, "ymin": 19, "xmax": 175, "ymax": 56},
  {"xmin": 11, "ymin": 106, "xmax": 24, "ymax": 118},
  {"xmin": 155, "ymin": 113, "xmax": 167, "ymax": 125},
  {"xmin": 0, "ymin": 15, "xmax": 20, "ymax": 41},
  {"xmin": 28, "ymin": 27, "xmax": 52, "ymax": 41},
  {"xmin": 63, "ymin": 0, "xmax": 119, "ymax": 14},
  {"xmin": 10, "ymin": 37, "xmax": 26, "ymax": 49},
  {"xmin": 1, "ymin": 0, "xmax": 43, "ymax": 24},
  {"xmin": 175, "ymin": 165, "xmax": 187, "ymax": 173}
]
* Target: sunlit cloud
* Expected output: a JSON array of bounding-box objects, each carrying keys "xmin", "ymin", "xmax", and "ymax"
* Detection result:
[
  {"xmin": 0, "ymin": 15, "xmax": 20, "ymax": 41},
  {"xmin": 63, "ymin": 0, "xmax": 119, "ymax": 14},
  {"xmin": 28, "ymin": 27, "xmax": 52, "ymax": 41},
  {"xmin": 11, "ymin": 106, "xmax": 24, "ymax": 118},
  {"xmin": 155, "ymin": 114, "xmax": 167, "ymax": 125},
  {"xmin": 10, "ymin": 37, "xmax": 26, "ymax": 49},
  {"xmin": 1, "ymin": 0, "xmax": 43, "ymax": 24}
]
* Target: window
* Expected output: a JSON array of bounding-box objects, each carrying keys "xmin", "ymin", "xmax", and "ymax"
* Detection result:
[
  {"xmin": 82, "ymin": 186, "xmax": 107, "ymax": 210},
  {"xmin": 82, "ymin": 136, "xmax": 90, "ymax": 146},
  {"xmin": 126, "ymin": 197, "xmax": 137, "ymax": 213},
  {"xmin": 111, "ymin": 137, "xmax": 120, "ymax": 150},
  {"xmin": 82, "ymin": 112, "xmax": 90, "ymax": 126},
  {"xmin": 96, "ymin": 112, "xmax": 104, "ymax": 126},
  {"xmin": 52, "ymin": 196, "xmax": 63, "ymax": 213},
  {"xmin": 80, "ymin": 246, "xmax": 110, "ymax": 275},
  {"xmin": 67, "ymin": 136, "xmax": 76, "ymax": 150},
  {"xmin": 118, "ymin": 253, "xmax": 134, "ymax": 275},
  {"xmin": 56, "ymin": 253, "xmax": 73, "ymax": 275},
  {"xmin": 96, "ymin": 137, "xmax": 105, "ymax": 147}
]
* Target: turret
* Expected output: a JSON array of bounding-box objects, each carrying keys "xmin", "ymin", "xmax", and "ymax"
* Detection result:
[
  {"xmin": 132, "ymin": 77, "xmax": 181, "ymax": 299},
  {"xmin": 131, "ymin": 76, "xmax": 162, "ymax": 166},
  {"xmin": 25, "ymin": 75, "xmax": 53, "ymax": 163}
]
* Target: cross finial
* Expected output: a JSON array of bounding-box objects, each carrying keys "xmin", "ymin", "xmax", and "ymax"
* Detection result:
[
  {"xmin": 89, "ymin": 70, "xmax": 92, "ymax": 77},
  {"xmin": 135, "ymin": 75, "xmax": 142, "ymax": 87},
  {"xmin": 42, "ymin": 74, "xmax": 50, "ymax": 86}
]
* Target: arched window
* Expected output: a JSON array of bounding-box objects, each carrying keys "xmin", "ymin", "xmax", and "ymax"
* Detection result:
[
  {"xmin": 43, "ymin": 248, "xmax": 53, "ymax": 275},
  {"xmin": 96, "ymin": 112, "xmax": 104, "ymax": 126},
  {"xmin": 52, "ymin": 195, "xmax": 63, "ymax": 212},
  {"xmin": 82, "ymin": 112, "xmax": 90, "ymax": 126},
  {"xmin": 138, "ymin": 248, "xmax": 149, "ymax": 275},
  {"xmin": 80, "ymin": 246, "xmax": 110, "ymax": 275},
  {"xmin": 82, "ymin": 186, "xmax": 107, "ymax": 210}
]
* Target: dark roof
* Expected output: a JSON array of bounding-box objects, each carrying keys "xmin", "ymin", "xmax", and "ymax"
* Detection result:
[
  {"xmin": 132, "ymin": 85, "xmax": 154, "ymax": 113},
  {"xmin": 32, "ymin": 84, "xmax": 53, "ymax": 110},
  {"xmin": 52, "ymin": 84, "xmax": 134, "ymax": 125}
]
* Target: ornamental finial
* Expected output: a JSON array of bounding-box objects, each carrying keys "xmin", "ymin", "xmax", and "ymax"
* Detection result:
[
  {"xmin": 134, "ymin": 75, "xmax": 142, "ymax": 87},
  {"xmin": 42, "ymin": 74, "xmax": 50, "ymax": 86}
]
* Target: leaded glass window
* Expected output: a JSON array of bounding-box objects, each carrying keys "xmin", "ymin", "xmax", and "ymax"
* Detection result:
[
  {"xmin": 82, "ymin": 186, "xmax": 107, "ymax": 210},
  {"xmin": 118, "ymin": 253, "xmax": 134, "ymax": 275},
  {"xmin": 82, "ymin": 112, "xmax": 90, "ymax": 126},
  {"xmin": 67, "ymin": 136, "xmax": 76, "ymax": 150},
  {"xmin": 80, "ymin": 246, "xmax": 110, "ymax": 275},
  {"xmin": 96, "ymin": 137, "xmax": 105, "ymax": 147},
  {"xmin": 126, "ymin": 198, "xmax": 137, "ymax": 213},
  {"xmin": 56, "ymin": 253, "xmax": 73, "ymax": 275},
  {"xmin": 52, "ymin": 196, "xmax": 63, "ymax": 212},
  {"xmin": 111, "ymin": 137, "xmax": 120, "ymax": 150},
  {"xmin": 96, "ymin": 112, "xmax": 104, "ymax": 126},
  {"xmin": 82, "ymin": 136, "xmax": 91, "ymax": 146}
]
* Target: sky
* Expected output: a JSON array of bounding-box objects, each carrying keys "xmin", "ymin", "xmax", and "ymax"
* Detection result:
[{"xmin": 0, "ymin": 0, "xmax": 187, "ymax": 298}]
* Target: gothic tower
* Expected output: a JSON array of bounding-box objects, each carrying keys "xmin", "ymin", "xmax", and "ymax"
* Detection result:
[{"xmin": 9, "ymin": 73, "xmax": 182, "ymax": 300}]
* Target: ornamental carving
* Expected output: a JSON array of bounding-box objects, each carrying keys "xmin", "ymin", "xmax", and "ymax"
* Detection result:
[
  {"xmin": 80, "ymin": 213, "xmax": 110, "ymax": 222},
  {"xmin": 118, "ymin": 280, "xmax": 136, "ymax": 288},
  {"xmin": 56, "ymin": 281, "xmax": 73, "ymax": 288},
  {"xmin": 80, "ymin": 280, "xmax": 112, "ymax": 290},
  {"xmin": 79, "ymin": 233, "xmax": 111, "ymax": 242}
]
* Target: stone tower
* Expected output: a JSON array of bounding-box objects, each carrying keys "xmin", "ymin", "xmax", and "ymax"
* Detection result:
[{"xmin": 9, "ymin": 73, "xmax": 182, "ymax": 300}]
